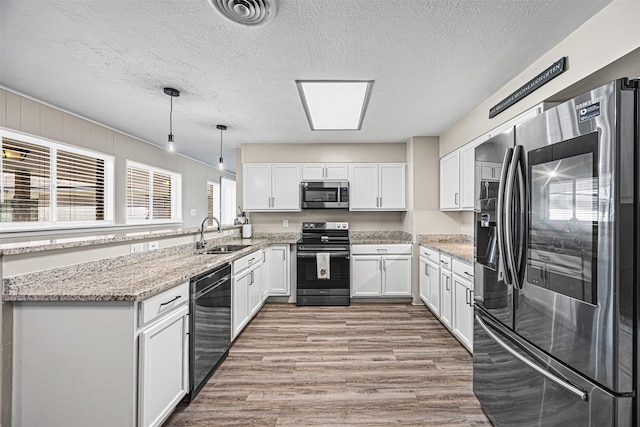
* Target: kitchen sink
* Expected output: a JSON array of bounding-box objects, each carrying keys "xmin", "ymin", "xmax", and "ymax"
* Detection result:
[{"xmin": 201, "ymin": 244, "xmax": 250, "ymax": 254}]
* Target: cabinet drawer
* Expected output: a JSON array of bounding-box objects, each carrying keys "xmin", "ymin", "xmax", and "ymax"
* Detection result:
[
  {"xmin": 453, "ymin": 259, "xmax": 474, "ymax": 281},
  {"xmin": 233, "ymin": 250, "xmax": 262, "ymax": 275},
  {"xmin": 419, "ymin": 245, "xmax": 440, "ymax": 262},
  {"xmin": 351, "ymin": 244, "xmax": 411, "ymax": 255},
  {"xmin": 439, "ymin": 254, "xmax": 452, "ymax": 270},
  {"xmin": 139, "ymin": 282, "xmax": 189, "ymax": 326}
]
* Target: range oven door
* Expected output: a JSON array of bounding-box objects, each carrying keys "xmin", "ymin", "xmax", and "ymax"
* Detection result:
[{"xmin": 296, "ymin": 245, "xmax": 350, "ymax": 305}]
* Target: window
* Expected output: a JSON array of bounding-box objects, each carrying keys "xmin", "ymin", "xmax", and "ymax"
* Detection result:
[
  {"xmin": 207, "ymin": 181, "xmax": 221, "ymax": 227},
  {"xmin": 220, "ymin": 177, "xmax": 236, "ymax": 226},
  {"xmin": 0, "ymin": 129, "xmax": 114, "ymax": 230},
  {"xmin": 126, "ymin": 161, "xmax": 181, "ymax": 223}
]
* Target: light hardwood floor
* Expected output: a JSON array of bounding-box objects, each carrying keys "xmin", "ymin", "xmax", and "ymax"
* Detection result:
[{"xmin": 165, "ymin": 303, "xmax": 493, "ymax": 426}]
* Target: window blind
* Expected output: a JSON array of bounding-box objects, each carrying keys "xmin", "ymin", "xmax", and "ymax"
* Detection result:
[
  {"xmin": 207, "ymin": 181, "xmax": 221, "ymax": 226},
  {"xmin": 56, "ymin": 149, "xmax": 105, "ymax": 221},
  {"xmin": 1, "ymin": 138, "xmax": 51, "ymax": 223},
  {"xmin": 126, "ymin": 162, "xmax": 180, "ymax": 222}
]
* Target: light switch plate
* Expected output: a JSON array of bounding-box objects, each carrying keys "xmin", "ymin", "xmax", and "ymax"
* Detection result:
[
  {"xmin": 190, "ymin": 209, "xmax": 197, "ymax": 216},
  {"xmin": 130, "ymin": 243, "xmax": 144, "ymax": 253},
  {"xmin": 148, "ymin": 241, "xmax": 159, "ymax": 251},
  {"xmin": 283, "ymin": 219, "xmax": 288, "ymax": 228}
]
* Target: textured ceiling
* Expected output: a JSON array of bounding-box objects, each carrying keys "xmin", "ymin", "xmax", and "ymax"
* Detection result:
[{"xmin": 0, "ymin": 0, "xmax": 611, "ymax": 173}]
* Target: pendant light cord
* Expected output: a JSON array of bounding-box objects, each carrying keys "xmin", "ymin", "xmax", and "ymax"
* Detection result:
[
  {"xmin": 169, "ymin": 96, "xmax": 173, "ymax": 135},
  {"xmin": 219, "ymin": 127, "xmax": 223, "ymax": 158}
]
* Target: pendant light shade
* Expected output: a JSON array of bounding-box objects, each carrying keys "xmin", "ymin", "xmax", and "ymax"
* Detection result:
[
  {"xmin": 217, "ymin": 124, "xmax": 227, "ymax": 170},
  {"xmin": 164, "ymin": 87, "xmax": 180, "ymax": 152}
]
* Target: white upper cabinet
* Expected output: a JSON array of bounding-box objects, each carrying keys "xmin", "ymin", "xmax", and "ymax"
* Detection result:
[
  {"xmin": 440, "ymin": 151, "xmax": 460, "ymax": 210},
  {"xmin": 440, "ymin": 102, "xmax": 554, "ymax": 212},
  {"xmin": 349, "ymin": 163, "xmax": 406, "ymax": 211},
  {"xmin": 301, "ymin": 163, "xmax": 348, "ymax": 181},
  {"xmin": 243, "ymin": 163, "xmax": 301, "ymax": 211}
]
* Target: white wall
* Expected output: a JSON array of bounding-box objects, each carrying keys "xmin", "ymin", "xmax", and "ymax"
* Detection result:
[
  {"xmin": 439, "ymin": 0, "xmax": 640, "ymax": 157},
  {"xmin": 0, "ymin": 87, "xmax": 234, "ymax": 231}
]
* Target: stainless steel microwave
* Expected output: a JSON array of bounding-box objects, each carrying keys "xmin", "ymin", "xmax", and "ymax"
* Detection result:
[{"xmin": 300, "ymin": 181, "xmax": 349, "ymax": 209}]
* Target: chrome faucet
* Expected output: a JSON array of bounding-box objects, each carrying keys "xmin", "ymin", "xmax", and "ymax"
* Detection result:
[{"xmin": 197, "ymin": 216, "xmax": 221, "ymax": 249}]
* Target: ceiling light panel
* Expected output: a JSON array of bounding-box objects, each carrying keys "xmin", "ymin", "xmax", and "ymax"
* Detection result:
[{"xmin": 296, "ymin": 81, "xmax": 373, "ymax": 131}]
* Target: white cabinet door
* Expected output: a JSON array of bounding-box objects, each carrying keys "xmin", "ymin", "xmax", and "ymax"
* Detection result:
[
  {"xmin": 232, "ymin": 271, "xmax": 250, "ymax": 339},
  {"xmin": 381, "ymin": 255, "xmax": 411, "ymax": 296},
  {"xmin": 138, "ymin": 305, "xmax": 189, "ymax": 427},
  {"xmin": 426, "ymin": 261, "xmax": 440, "ymax": 316},
  {"xmin": 349, "ymin": 164, "xmax": 379, "ymax": 210},
  {"xmin": 243, "ymin": 164, "xmax": 271, "ymax": 210},
  {"xmin": 267, "ymin": 245, "xmax": 290, "ymax": 295},
  {"xmin": 419, "ymin": 257, "xmax": 429, "ymax": 306},
  {"xmin": 439, "ymin": 268, "xmax": 452, "ymax": 329},
  {"xmin": 460, "ymin": 143, "xmax": 477, "ymax": 210},
  {"xmin": 480, "ymin": 162, "xmax": 502, "ymax": 181},
  {"xmin": 271, "ymin": 164, "xmax": 301, "ymax": 210},
  {"xmin": 379, "ymin": 164, "xmax": 406, "ymax": 210},
  {"xmin": 440, "ymin": 151, "xmax": 460, "ymax": 210},
  {"xmin": 249, "ymin": 263, "xmax": 263, "ymax": 316},
  {"xmin": 324, "ymin": 163, "xmax": 348, "ymax": 180},
  {"xmin": 453, "ymin": 275, "xmax": 473, "ymax": 352},
  {"xmin": 351, "ymin": 255, "xmax": 382, "ymax": 296},
  {"xmin": 301, "ymin": 164, "xmax": 325, "ymax": 181}
]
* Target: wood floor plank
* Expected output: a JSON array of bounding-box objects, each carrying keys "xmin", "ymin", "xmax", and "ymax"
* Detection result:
[{"xmin": 164, "ymin": 302, "xmax": 492, "ymax": 427}]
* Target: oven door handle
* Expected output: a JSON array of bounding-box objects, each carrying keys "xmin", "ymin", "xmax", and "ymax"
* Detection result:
[{"xmin": 297, "ymin": 251, "xmax": 350, "ymax": 258}]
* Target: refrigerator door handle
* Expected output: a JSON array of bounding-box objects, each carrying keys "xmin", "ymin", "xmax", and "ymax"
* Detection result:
[
  {"xmin": 504, "ymin": 145, "xmax": 522, "ymax": 290},
  {"xmin": 475, "ymin": 314, "xmax": 587, "ymax": 401},
  {"xmin": 514, "ymin": 147, "xmax": 526, "ymax": 289},
  {"xmin": 497, "ymin": 147, "xmax": 514, "ymax": 286}
]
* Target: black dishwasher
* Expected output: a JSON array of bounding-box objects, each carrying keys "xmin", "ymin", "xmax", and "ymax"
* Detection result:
[{"xmin": 188, "ymin": 263, "xmax": 231, "ymax": 400}]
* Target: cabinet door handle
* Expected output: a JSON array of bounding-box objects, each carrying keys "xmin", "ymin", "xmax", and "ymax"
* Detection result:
[
  {"xmin": 454, "ymin": 192, "xmax": 459, "ymax": 205},
  {"xmin": 425, "ymin": 264, "xmax": 429, "ymax": 276},
  {"xmin": 382, "ymin": 259, "xmax": 386, "ymax": 271},
  {"xmin": 463, "ymin": 271, "xmax": 473, "ymax": 278},
  {"xmin": 466, "ymin": 288, "xmax": 470, "ymax": 305},
  {"xmin": 379, "ymin": 196, "xmax": 382, "ymax": 207},
  {"xmin": 446, "ymin": 277, "xmax": 450, "ymax": 290},
  {"xmin": 470, "ymin": 290, "xmax": 474, "ymax": 306},
  {"xmin": 262, "ymin": 251, "xmax": 266, "ymax": 262},
  {"xmin": 379, "ymin": 259, "xmax": 382, "ymax": 271},
  {"xmin": 160, "ymin": 295, "xmax": 181, "ymax": 306},
  {"xmin": 250, "ymin": 271, "xmax": 254, "ymax": 285}
]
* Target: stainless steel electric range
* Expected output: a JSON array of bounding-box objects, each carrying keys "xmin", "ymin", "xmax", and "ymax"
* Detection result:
[{"xmin": 296, "ymin": 222, "xmax": 350, "ymax": 306}]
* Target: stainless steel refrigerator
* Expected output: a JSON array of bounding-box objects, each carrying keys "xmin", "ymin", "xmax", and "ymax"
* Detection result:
[{"xmin": 473, "ymin": 78, "xmax": 639, "ymax": 426}]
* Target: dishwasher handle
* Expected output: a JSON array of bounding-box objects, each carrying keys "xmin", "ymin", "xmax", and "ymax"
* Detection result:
[{"xmin": 193, "ymin": 275, "xmax": 230, "ymax": 299}]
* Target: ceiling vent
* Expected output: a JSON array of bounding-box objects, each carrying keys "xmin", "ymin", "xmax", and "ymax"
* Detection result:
[{"xmin": 209, "ymin": 0, "xmax": 277, "ymax": 26}]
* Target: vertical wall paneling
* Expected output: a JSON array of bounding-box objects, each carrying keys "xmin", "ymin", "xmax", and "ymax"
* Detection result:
[
  {"xmin": 40, "ymin": 105, "xmax": 63, "ymax": 142},
  {"xmin": 0, "ymin": 89, "xmax": 7, "ymax": 127},
  {"xmin": 5, "ymin": 91, "xmax": 21, "ymax": 130},
  {"xmin": 19, "ymin": 97, "xmax": 40, "ymax": 136},
  {"xmin": 62, "ymin": 112, "xmax": 83, "ymax": 146}
]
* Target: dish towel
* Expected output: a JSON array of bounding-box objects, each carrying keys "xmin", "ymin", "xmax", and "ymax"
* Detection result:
[{"xmin": 316, "ymin": 253, "xmax": 330, "ymax": 280}]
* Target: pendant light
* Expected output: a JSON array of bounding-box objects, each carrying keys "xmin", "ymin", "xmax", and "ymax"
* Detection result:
[
  {"xmin": 164, "ymin": 87, "xmax": 180, "ymax": 152},
  {"xmin": 217, "ymin": 124, "xmax": 227, "ymax": 170}
]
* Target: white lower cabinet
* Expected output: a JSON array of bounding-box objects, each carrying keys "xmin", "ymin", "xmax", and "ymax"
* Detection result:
[
  {"xmin": 139, "ymin": 304, "xmax": 189, "ymax": 427},
  {"xmin": 439, "ymin": 267, "xmax": 453, "ymax": 329},
  {"xmin": 265, "ymin": 244, "xmax": 290, "ymax": 296},
  {"xmin": 351, "ymin": 245, "xmax": 412, "ymax": 297},
  {"xmin": 419, "ymin": 245, "xmax": 474, "ymax": 353},
  {"xmin": 232, "ymin": 250, "xmax": 263, "ymax": 340},
  {"xmin": 452, "ymin": 259, "xmax": 474, "ymax": 352},
  {"xmin": 11, "ymin": 282, "xmax": 190, "ymax": 427}
]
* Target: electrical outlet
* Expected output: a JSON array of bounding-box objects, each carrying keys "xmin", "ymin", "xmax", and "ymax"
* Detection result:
[
  {"xmin": 130, "ymin": 243, "xmax": 144, "ymax": 253},
  {"xmin": 190, "ymin": 209, "xmax": 197, "ymax": 216},
  {"xmin": 148, "ymin": 241, "xmax": 159, "ymax": 251},
  {"xmin": 283, "ymin": 219, "xmax": 288, "ymax": 228}
]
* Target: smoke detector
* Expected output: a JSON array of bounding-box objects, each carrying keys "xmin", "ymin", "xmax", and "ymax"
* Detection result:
[{"xmin": 209, "ymin": 0, "xmax": 277, "ymax": 26}]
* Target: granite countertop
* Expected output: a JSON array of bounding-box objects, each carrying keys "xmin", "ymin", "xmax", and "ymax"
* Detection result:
[
  {"xmin": 3, "ymin": 234, "xmax": 299, "ymax": 303},
  {"xmin": 0, "ymin": 225, "xmax": 243, "ymax": 255},
  {"xmin": 417, "ymin": 234, "xmax": 474, "ymax": 264},
  {"xmin": 349, "ymin": 230, "xmax": 412, "ymax": 245}
]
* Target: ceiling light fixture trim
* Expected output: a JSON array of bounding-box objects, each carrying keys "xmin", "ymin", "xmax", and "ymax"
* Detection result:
[
  {"xmin": 217, "ymin": 124, "xmax": 227, "ymax": 170},
  {"xmin": 208, "ymin": 0, "xmax": 277, "ymax": 26},
  {"xmin": 296, "ymin": 80, "xmax": 374, "ymax": 131},
  {"xmin": 164, "ymin": 87, "xmax": 180, "ymax": 152}
]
